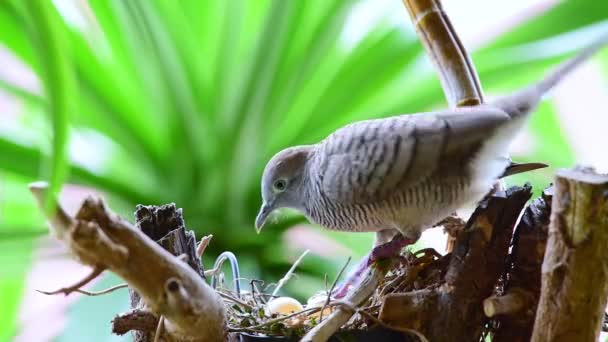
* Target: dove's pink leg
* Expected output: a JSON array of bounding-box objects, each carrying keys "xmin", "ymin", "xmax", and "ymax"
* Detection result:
[{"xmin": 332, "ymin": 234, "xmax": 415, "ymax": 298}]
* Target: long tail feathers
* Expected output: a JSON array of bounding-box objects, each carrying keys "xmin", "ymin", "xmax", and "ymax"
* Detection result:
[
  {"xmin": 494, "ymin": 32, "xmax": 608, "ymax": 118},
  {"xmin": 533, "ymin": 32, "xmax": 608, "ymax": 95}
]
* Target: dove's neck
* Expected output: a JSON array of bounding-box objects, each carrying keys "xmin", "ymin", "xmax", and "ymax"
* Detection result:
[{"xmin": 300, "ymin": 150, "xmax": 327, "ymax": 224}]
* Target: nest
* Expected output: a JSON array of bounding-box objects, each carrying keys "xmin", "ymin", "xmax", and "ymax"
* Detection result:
[{"xmin": 217, "ymin": 246, "xmax": 447, "ymax": 339}]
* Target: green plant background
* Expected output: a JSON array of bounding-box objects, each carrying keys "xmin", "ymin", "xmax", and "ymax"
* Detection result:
[{"xmin": 0, "ymin": 0, "xmax": 607, "ymax": 340}]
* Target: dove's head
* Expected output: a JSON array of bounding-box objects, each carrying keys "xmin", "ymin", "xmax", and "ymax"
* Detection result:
[{"xmin": 256, "ymin": 145, "xmax": 313, "ymax": 232}]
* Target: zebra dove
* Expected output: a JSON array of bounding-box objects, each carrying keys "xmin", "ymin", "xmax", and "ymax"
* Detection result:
[{"xmin": 256, "ymin": 34, "xmax": 608, "ymax": 297}]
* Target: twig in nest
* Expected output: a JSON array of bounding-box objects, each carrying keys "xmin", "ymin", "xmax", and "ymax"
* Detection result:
[
  {"xmin": 196, "ymin": 234, "xmax": 213, "ymax": 258},
  {"xmin": 320, "ymin": 257, "xmax": 351, "ymax": 322},
  {"xmin": 271, "ymin": 249, "xmax": 310, "ymax": 297},
  {"xmin": 75, "ymin": 283, "xmax": 128, "ymax": 296},
  {"xmin": 36, "ymin": 266, "xmax": 104, "ymax": 296},
  {"xmin": 302, "ymin": 267, "xmax": 385, "ymax": 341},
  {"xmin": 413, "ymin": 248, "xmax": 442, "ymax": 260},
  {"xmin": 249, "ymin": 279, "xmax": 269, "ymax": 305},
  {"xmin": 218, "ymin": 291, "xmax": 254, "ymax": 310},
  {"xmin": 153, "ymin": 316, "xmax": 165, "ymax": 342},
  {"xmin": 250, "ymin": 280, "xmax": 259, "ymax": 306},
  {"xmin": 438, "ymin": 214, "xmax": 466, "ymax": 253}
]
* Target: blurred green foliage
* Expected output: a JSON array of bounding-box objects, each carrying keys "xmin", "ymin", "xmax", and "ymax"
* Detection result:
[{"xmin": 0, "ymin": 0, "xmax": 606, "ymax": 340}]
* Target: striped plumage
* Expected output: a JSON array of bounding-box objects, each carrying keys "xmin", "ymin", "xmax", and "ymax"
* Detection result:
[
  {"xmin": 302, "ymin": 107, "xmax": 515, "ymax": 238},
  {"xmin": 255, "ymin": 33, "xmax": 608, "ymax": 244}
]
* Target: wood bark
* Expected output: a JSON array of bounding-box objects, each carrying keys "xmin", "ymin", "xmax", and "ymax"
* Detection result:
[
  {"xmin": 490, "ymin": 187, "xmax": 552, "ymax": 342},
  {"xmin": 379, "ymin": 185, "xmax": 532, "ymax": 341},
  {"xmin": 29, "ymin": 183, "xmax": 227, "ymax": 342},
  {"xmin": 125, "ymin": 204, "xmax": 204, "ymax": 341},
  {"xmin": 531, "ymin": 167, "xmax": 608, "ymax": 341}
]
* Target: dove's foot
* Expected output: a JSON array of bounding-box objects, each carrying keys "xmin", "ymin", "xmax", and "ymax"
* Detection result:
[
  {"xmin": 368, "ymin": 234, "xmax": 416, "ymax": 265},
  {"xmin": 331, "ymin": 256, "xmax": 370, "ymax": 298},
  {"xmin": 332, "ymin": 234, "xmax": 415, "ymax": 299}
]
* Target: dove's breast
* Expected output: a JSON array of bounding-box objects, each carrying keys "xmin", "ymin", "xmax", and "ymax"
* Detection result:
[{"xmin": 304, "ymin": 166, "xmax": 475, "ymax": 235}]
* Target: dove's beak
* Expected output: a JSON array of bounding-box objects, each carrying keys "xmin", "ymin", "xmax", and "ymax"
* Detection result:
[{"xmin": 255, "ymin": 202, "xmax": 273, "ymax": 233}]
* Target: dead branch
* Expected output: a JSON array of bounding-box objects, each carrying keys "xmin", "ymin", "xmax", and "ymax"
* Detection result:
[
  {"xmin": 380, "ymin": 185, "xmax": 532, "ymax": 341},
  {"xmin": 531, "ymin": 167, "xmax": 608, "ymax": 341},
  {"xmin": 29, "ymin": 182, "xmax": 226, "ymax": 342},
  {"xmin": 36, "ymin": 266, "xmax": 104, "ymax": 295},
  {"xmin": 402, "ymin": 0, "xmax": 484, "ymax": 107},
  {"xmin": 128, "ymin": 203, "xmax": 210, "ymax": 341},
  {"xmin": 491, "ymin": 187, "xmax": 552, "ymax": 341}
]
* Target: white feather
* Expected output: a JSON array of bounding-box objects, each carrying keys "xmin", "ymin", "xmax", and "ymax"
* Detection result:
[{"xmin": 468, "ymin": 116, "xmax": 528, "ymax": 199}]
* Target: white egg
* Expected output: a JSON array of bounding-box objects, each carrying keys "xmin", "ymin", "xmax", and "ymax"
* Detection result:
[{"xmin": 266, "ymin": 297, "xmax": 304, "ymax": 315}]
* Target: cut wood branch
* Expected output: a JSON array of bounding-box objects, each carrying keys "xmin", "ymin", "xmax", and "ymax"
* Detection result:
[
  {"xmin": 531, "ymin": 167, "xmax": 608, "ymax": 342},
  {"xmin": 484, "ymin": 288, "xmax": 533, "ymax": 318},
  {"xmin": 112, "ymin": 309, "xmax": 158, "ymax": 336},
  {"xmin": 402, "ymin": 0, "xmax": 484, "ymax": 107},
  {"xmin": 29, "ymin": 182, "xmax": 227, "ymax": 342}
]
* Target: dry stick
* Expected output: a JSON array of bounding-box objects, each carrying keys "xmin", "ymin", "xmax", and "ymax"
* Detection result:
[
  {"xmin": 319, "ymin": 256, "xmax": 351, "ymax": 322},
  {"xmin": 217, "ymin": 291, "xmax": 254, "ymax": 310},
  {"xmin": 196, "ymin": 234, "xmax": 213, "ymax": 258},
  {"xmin": 153, "ymin": 316, "xmax": 165, "ymax": 342},
  {"xmin": 75, "ymin": 283, "xmax": 129, "ymax": 296},
  {"xmin": 531, "ymin": 167, "xmax": 608, "ymax": 341},
  {"xmin": 271, "ymin": 249, "xmax": 310, "ymax": 297},
  {"xmin": 302, "ymin": 267, "xmax": 384, "ymax": 342},
  {"xmin": 36, "ymin": 267, "xmax": 104, "ymax": 295}
]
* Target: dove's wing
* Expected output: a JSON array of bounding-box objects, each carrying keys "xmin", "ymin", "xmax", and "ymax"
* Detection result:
[{"xmin": 316, "ymin": 106, "xmax": 513, "ymax": 204}]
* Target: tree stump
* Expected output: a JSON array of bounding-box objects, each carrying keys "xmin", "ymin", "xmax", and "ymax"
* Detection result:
[
  {"xmin": 126, "ymin": 204, "xmax": 204, "ymax": 341},
  {"xmin": 532, "ymin": 167, "xmax": 608, "ymax": 341}
]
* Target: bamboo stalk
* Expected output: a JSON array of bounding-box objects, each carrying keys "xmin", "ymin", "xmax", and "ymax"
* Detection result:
[{"xmin": 402, "ymin": 0, "xmax": 484, "ymax": 107}]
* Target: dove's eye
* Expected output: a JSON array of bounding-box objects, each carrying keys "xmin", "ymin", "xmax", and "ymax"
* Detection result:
[{"xmin": 273, "ymin": 179, "xmax": 287, "ymax": 192}]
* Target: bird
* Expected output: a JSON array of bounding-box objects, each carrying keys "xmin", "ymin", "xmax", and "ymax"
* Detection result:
[{"xmin": 255, "ymin": 34, "xmax": 608, "ymax": 297}]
